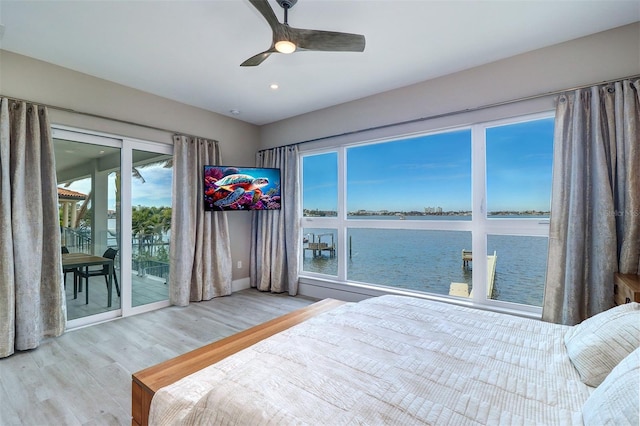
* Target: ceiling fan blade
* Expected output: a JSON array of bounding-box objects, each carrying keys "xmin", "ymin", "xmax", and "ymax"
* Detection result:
[
  {"xmin": 241, "ymin": 48, "xmax": 277, "ymax": 67},
  {"xmin": 290, "ymin": 28, "xmax": 366, "ymax": 52},
  {"xmin": 248, "ymin": 0, "xmax": 280, "ymax": 30}
]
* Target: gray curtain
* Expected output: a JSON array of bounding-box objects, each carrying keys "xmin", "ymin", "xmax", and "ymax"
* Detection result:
[
  {"xmin": 169, "ymin": 135, "xmax": 232, "ymax": 306},
  {"xmin": 543, "ymin": 79, "xmax": 640, "ymax": 325},
  {"xmin": 0, "ymin": 99, "xmax": 66, "ymax": 358},
  {"xmin": 250, "ymin": 145, "xmax": 300, "ymax": 295}
]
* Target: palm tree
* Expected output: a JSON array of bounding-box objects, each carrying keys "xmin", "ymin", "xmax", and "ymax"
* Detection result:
[{"xmin": 132, "ymin": 206, "xmax": 172, "ymax": 260}]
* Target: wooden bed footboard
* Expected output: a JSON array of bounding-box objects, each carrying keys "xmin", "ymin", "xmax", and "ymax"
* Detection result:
[{"xmin": 131, "ymin": 298, "xmax": 346, "ymax": 426}]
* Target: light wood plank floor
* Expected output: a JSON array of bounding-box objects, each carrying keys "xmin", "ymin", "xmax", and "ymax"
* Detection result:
[{"xmin": 0, "ymin": 289, "xmax": 317, "ymax": 426}]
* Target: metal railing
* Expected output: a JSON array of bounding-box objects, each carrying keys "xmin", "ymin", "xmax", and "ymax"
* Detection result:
[
  {"xmin": 133, "ymin": 259, "xmax": 170, "ymax": 280},
  {"xmin": 61, "ymin": 226, "xmax": 91, "ymax": 252}
]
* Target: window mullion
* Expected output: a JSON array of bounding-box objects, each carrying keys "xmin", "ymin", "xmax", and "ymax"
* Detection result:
[
  {"xmin": 471, "ymin": 124, "xmax": 488, "ymax": 304},
  {"xmin": 337, "ymin": 147, "xmax": 347, "ymax": 281}
]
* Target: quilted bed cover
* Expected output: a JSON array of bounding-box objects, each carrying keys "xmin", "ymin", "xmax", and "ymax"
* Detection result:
[{"xmin": 150, "ymin": 295, "xmax": 592, "ymax": 425}]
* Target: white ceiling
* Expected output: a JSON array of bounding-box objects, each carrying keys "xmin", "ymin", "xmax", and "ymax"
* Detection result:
[{"xmin": 1, "ymin": 0, "xmax": 639, "ymax": 125}]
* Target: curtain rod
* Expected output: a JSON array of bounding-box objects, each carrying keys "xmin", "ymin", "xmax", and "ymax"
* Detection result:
[
  {"xmin": 0, "ymin": 94, "xmax": 218, "ymax": 143},
  {"xmin": 2, "ymin": 72, "xmax": 638, "ymax": 148},
  {"xmin": 261, "ymin": 73, "xmax": 640, "ymax": 151}
]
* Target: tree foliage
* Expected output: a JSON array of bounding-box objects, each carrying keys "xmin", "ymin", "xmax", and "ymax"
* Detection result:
[{"xmin": 132, "ymin": 206, "xmax": 171, "ymax": 260}]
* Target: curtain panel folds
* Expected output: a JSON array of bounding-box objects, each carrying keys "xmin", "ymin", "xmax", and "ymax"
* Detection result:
[
  {"xmin": 0, "ymin": 99, "xmax": 66, "ymax": 358},
  {"xmin": 250, "ymin": 145, "xmax": 300, "ymax": 295},
  {"xmin": 169, "ymin": 135, "xmax": 232, "ymax": 306},
  {"xmin": 543, "ymin": 79, "xmax": 640, "ymax": 325}
]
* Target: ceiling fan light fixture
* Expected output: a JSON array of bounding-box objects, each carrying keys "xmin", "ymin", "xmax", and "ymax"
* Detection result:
[{"xmin": 275, "ymin": 40, "xmax": 296, "ymax": 54}]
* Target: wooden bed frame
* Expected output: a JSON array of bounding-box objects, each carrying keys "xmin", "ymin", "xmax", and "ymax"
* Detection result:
[{"xmin": 131, "ymin": 298, "xmax": 346, "ymax": 426}]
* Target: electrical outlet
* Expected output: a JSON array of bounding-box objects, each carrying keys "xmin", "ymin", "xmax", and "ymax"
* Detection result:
[{"xmin": 237, "ymin": 261, "xmax": 242, "ymax": 269}]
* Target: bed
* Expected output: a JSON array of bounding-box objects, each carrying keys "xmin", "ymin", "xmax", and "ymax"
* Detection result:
[{"xmin": 132, "ymin": 295, "xmax": 639, "ymax": 425}]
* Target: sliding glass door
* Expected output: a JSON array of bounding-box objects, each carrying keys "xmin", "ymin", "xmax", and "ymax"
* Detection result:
[{"xmin": 53, "ymin": 127, "xmax": 173, "ymax": 327}]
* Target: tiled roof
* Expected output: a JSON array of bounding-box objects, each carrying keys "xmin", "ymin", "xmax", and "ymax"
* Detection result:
[{"xmin": 57, "ymin": 187, "xmax": 87, "ymax": 200}]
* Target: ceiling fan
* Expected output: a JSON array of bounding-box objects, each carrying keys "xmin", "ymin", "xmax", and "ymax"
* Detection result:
[{"xmin": 241, "ymin": 0, "xmax": 366, "ymax": 67}]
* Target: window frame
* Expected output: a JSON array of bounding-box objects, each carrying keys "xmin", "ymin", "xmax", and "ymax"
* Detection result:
[{"xmin": 299, "ymin": 111, "xmax": 554, "ymax": 317}]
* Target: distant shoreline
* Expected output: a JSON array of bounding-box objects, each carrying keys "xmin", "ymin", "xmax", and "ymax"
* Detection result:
[{"xmin": 304, "ymin": 210, "xmax": 550, "ymax": 218}]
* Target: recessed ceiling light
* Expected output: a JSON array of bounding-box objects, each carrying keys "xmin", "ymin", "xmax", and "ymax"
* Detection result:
[{"xmin": 270, "ymin": 83, "xmax": 279, "ymax": 90}]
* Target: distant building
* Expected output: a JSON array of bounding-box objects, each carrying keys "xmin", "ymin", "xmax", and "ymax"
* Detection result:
[
  {"xmin": 424, "ymin": 206, "xmax": 443, "ymax": 214},
  {"xmin": 58, "ymin": 187, "xmax": 87, "ymax": 228}
]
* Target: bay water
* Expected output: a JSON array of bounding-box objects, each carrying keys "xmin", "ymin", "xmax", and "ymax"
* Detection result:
[{"xmin": 303, "ymin": 216, "xmax": 548, "ymax": 307}]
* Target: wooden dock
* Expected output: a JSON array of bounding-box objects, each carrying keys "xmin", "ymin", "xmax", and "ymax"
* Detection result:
[
  {"xmin": 303, "ymin": 233, "xmax": 336, "ymax": 258},
  {"xmin": 462, "ymin": 249, "xmax": 472, "ymax": 268},
  {"xmin": 449, "ymin": 250, "xmax": 497, "ymax": 298}
]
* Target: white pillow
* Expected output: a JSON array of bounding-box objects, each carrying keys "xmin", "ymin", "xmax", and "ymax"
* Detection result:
[
  {"xmin": 564, "ymin": 302, "xmax": 640, "ymax": 387},
  {"xmin": 582, "ymin": 347, "xmax": 640, "ymax": 425}
]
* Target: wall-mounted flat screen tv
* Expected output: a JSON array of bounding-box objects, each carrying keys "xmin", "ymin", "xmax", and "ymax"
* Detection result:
[{"xmin": 203, "ymin": 165, "xmax": 281, "ymax": 211}]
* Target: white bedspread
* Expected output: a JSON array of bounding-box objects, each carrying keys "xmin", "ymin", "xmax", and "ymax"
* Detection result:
[{"xmin": 150, "ymin": 295, "xmax": 591, "ymax": 425}]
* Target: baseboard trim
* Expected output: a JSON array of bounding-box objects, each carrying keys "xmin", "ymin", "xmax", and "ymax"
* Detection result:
[{"xmin": 232, "ymin": 277, "xmax": 251, "ymax": 293}]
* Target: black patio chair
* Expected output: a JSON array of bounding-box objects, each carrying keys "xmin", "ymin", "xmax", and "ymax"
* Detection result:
[{"xmin": 75, "ymin": 248, "xmax": 121, "ymax": 305}]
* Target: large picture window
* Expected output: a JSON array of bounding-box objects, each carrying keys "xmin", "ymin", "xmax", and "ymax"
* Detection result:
[{"xmin": 300, "ymin": 113, "xmax": 554, "ymax": 314}]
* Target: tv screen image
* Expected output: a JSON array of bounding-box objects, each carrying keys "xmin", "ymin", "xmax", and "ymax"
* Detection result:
[{"xmin": 203, "ymin": 166, "xmax": 281, "ymax": 211}]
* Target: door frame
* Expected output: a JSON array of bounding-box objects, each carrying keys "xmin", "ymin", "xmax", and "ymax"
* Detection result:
[{"xmin": 53, "ymin": 125, "xmax": 173, "ymax": 329}]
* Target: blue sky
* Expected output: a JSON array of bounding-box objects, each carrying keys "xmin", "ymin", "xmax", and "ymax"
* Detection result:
[
  {"xmin": 486, "ymin": 118, "xmax": 554, "ymax": 211},
  {"xmin": 131, "ymin": 164, "xmax": 173, "ymax": 208},
  {"xmin": 347, "ymin": 130, "xmax": 472, "ymax": 211},
  {"xmin": 303, "ymin": 117, "xmax": 554, "ymax": 212},
  {"xmin": 303, "ymin": 152, "xmax": 339, "ymax": 211}
]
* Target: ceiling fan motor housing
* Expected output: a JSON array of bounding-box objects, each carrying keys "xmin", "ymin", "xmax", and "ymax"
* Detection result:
[{"xmin": 276, "ymin": 0, "xmax": 297, "ymax": 9}]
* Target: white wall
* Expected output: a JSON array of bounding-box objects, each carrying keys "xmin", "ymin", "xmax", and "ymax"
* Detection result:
[
  {"xmin": 0, "ymin": 49, "xmax": 260, "ymax": 281},
  {"xmin": 259, "ymin": 23, "xmax": 640, "ymax": 150}
]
